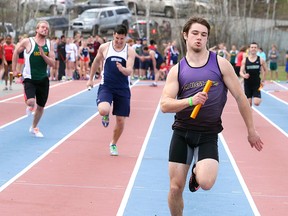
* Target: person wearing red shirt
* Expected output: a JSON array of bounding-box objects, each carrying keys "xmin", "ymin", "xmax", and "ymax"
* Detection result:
[
  {"xmin": 234, "ymin": 45, "xmax": 247, "ymax": 78},
  {"xmin": 3, "ymin": 35, "xmax": 15, "ymax": 90},
  {"xmin": 0, "ymin": 37, "xmax": 4, "ymax": 83}
]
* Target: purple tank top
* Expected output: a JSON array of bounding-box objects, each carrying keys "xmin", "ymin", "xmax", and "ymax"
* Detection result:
[{"xmin": 172, "ymin": 51, "xmax": 227, "ymax": 133}]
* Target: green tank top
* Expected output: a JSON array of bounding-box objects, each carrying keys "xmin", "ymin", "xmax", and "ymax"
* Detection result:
[{"xmin": 29, "ymin": 41, "xmax": 49, "ymax": 80}]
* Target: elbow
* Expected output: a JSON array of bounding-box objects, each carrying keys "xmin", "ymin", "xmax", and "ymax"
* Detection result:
[
  {"xmin": 160, "ymin": 101, "xmax": 169, "ymax": 113},
  {"xmin": 50, "ymin": 59, "xmax": 56, "ymax": 67}
]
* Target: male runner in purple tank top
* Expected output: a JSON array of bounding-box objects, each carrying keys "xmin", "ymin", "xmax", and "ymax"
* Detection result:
[{"xmin": 160, "ymin": 17, "xmax": 264, "ymax": 215}]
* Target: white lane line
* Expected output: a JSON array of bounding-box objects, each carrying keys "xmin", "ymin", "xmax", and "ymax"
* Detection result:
[
  {"xmin": 0, "ymin": 80, "xmax": 140, "ymax": 192},
  {"xmin": 117, "ymin": 102, "xmax": 160, "ymax": 216},
  {"xmin": 0, "ymin": 81, "xmax": 71, "ymax": 103},
  {"xmin": 0, "ymin": 112, "xmax": 98, "ymax": 192},
  {"xmin": 219, "ymin": 133, "xmax": 261, "ymax": 216}
]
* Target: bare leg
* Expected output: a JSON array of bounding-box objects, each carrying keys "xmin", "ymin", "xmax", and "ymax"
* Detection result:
[
  {"xmin": 32, "ymin": 106, "xmax": 44, "ymax": 128},
  {"xmin": 112, "ymin": 116, "xmax": 125, "ymax": 144},
  {"xmin": 168, "ymin": 162, "xmax": 189, "ymax": 216}
]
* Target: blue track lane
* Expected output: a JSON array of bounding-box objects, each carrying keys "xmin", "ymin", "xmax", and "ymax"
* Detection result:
[
  {"xmin": 2, "ymin": 82, "xmax": 286, "ymax": 215},
  {"xmin": 0, "ymin": 87, "xmax": 99, "ymax": 187},
  {"xmin": 123, "ymin": 111, "xmax": 255, "ymax": 216},
  {"xmin": 254, "ymin": 90, "xmax": 288, "ymax": 133}
]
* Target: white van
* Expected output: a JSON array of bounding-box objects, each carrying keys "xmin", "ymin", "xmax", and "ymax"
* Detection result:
[
  {"xmin": 125, "ymin": 0, "xmax": 191, "ymax": 18},
  {"xmin": 0, "ymin": 23, "xmax": 16, "ymax": 38},
  {"xmin": 71, "ymin": 6, "xmax": 132, "ymax": 35}
]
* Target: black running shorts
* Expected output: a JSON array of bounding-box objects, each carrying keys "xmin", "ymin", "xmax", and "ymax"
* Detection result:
[
  {"xmin": 169, "ymin": 129, "xmax": 219, "ymax": 165},
  {"xmin": 23, "ymin": 77, "xmax": 49, "ymax": 107}
]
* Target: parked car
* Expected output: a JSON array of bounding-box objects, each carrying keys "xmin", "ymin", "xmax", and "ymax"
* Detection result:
[
  {"xmin": 125, "ymin": 0, "xmax": 191, "ymax": 18},
  {"xmin": 128, "ymin": 20, "xmax": 171, "ymax": 43},
  {"xmin": 71, "ymin": 6, "xmax": 132, "ymax": 35},
  {"xmin": 194, "ymin": 0, "xmax": 219, "ymax": 13},
  {"xmin": 73, "ymin": 0, "xmax": 126, "ymax": 14},
  {"xmin": 20, "ymin": 0, "xmax": 73, "ymax": 14},
  {"xmin": 0, "ymin": 23, "xmax": 16, "ymax": 38},
  {"xmin": 23, "ymin": 16, "xmax": 69, "ymax": 36}
]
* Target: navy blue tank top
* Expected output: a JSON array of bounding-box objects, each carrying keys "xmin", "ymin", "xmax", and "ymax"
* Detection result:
[
  {"xmin": 101, "ymin": 42, "xmax": 129, "ymax": 95},
  {"xmin": 172, "ymin": 51, "xmax": 227, "ymax": 133}
]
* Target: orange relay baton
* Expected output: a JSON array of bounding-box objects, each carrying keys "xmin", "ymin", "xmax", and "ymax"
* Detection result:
[{"xmin": 190, "ymin": 80, "xmax": 213, "ymax": 119}]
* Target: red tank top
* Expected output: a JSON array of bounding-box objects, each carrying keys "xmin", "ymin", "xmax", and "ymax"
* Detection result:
[{"xmin": 4, "ymin": 44, "xmax": 14, "ymax": 61}]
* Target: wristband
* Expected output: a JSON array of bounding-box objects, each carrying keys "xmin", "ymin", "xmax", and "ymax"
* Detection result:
[{"xmin": 188, "ymin": 97, "xmax": 193, "ymax": 107}]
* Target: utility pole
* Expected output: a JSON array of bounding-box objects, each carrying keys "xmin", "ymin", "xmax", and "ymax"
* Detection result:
[{"xmin": 146, "ymin": 0, "xmax": 150, "ymax": 43}]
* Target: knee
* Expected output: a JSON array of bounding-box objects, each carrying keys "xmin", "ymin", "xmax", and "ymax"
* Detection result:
[
  {"xmin": 99, "ymin": 110, "xmax": 108, "ymax": 116},
  {"xmin": 26, "ymin": 98, "xmax": 36, "ymax": 107},
  {"xmin": 198, "ymin": 177, "xmax": 216, "ymax": 191},
  {"xmin": 115, "ymin": 118, "xmax": 125, "ymax": 130},
  {"xmin": 169, "ymin": 184, "xmax": 184, "ymax": 198},
  {"xmin": 254, "ymin": 98, "xmax": 261, "ymax": 106},
  {"xmin": 36, "ymin": 106, "xmax": 44, "ymax": 112}
]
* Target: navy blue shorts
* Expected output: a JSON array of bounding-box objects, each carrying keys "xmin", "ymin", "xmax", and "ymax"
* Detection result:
[
  {"xmin": 133, "ymin": 57, "xmax": 141, "ymax": 69},
  {"xmin": 169, "ymin": 129, "xmax": 219, "ymax": 165},
  {"xmin": 97, "ymin": 85, "xmax": 130, "ymax": 117}
]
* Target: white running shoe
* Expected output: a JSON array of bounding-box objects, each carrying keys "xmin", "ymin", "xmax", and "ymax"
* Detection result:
[
  {"xmin": 109, "ymin": 144, "xmax": 118, "ymax": 156},
  {"xmin": 29, "ymin": 127, "xmax": 44, "ymax": 138},
  {"xmin": 26, "ymin": 106, "xmax": 34, "ymax": 116}
]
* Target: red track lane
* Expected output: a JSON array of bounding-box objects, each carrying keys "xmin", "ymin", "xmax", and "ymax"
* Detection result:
[
  {"xmin": 0, "ymin": 82, "xmax": 164, "ymax": 215},
  {"xmin": 222, "ymin": 93, "xmax": 288, "ymax": 216},
  {"xmin": 0, "ymin": 81, "xmax": 94, "ymax": 126},
  {"xmin": 270, "ymin": 90, "xmax": 288, "ymax": 102}
]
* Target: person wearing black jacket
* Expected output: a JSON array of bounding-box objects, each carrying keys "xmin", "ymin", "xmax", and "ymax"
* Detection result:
[{"xmin": 57, "ymin": 35, "xmax": 66, "ymax": 81}]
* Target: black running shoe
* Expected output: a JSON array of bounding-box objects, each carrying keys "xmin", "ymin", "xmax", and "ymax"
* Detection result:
[{"xmin": 189, "ymin": 164, "xmax": 200, "ymax": 192}]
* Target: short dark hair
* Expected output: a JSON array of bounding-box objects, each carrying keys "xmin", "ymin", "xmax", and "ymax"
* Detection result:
[
  {"xmin": 114, "ymin": 24, "xmax": 127, "ymax": 35},
  {"xmin": 182, "ymin": 17, "xmax": 211, "ymax": 36},
  {"xmin": 143, "ymin": 46, "xmax": 149, "ymax": 51},
  {"xmin": 250, "ymin": 42, "xmax": 258, "ymax": 47},
  {"xmin": 150, "ymin": 39, "xmax": 156, "ymax": 45}
]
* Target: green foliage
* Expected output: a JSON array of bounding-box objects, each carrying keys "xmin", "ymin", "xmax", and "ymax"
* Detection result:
[{"xmin": 277, "ymin": 66, "xmax": 288, "ymax": 81}]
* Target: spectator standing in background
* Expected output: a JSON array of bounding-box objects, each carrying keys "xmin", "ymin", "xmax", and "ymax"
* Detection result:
[
  {"xmin": 257, "ymin": 47, "xmax": 266, "ymax": 62},
  {"xmin": 131, "ymin": 38, "xmax": 142, "ymax": 79},
  {"xmin": 50, "ymin": 36, "xmax": 59, "ymax": 81},
  {"xmin": 229, "ymin": 44, "xmax": 238, "ymax": 70},
  {"xmin": 3, "ymin": 35, "xmax": 15, "ymax": 90},
  {"xmin": 57, "ymin": 35, "xmax": 66, "ymax": 81},
  {"xmin": 285, "ymin": 49, "xmax": 288, "ymax": 82},
  {"xmin": 268, "ymin": 44, "xmax": 279, "ymax": 81},
  {"xmin": 234, "ymin": 45, "xmax": 246, "ymax": 78},
  {"xmin": 65, "ymin": 37, "xmax": 78, "ymax": 80},
  {"xmin": 0, "ymin": 37, "xmax": 4, "ymax": 83}
]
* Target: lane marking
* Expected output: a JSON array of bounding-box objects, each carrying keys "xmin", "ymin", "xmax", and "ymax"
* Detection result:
[
  {"xmin": 117, "ymin": 102, "xmax": 160, "ymax": 216},
  {"xmin": 0, "ymin": 80, "xmax": 140, "ymax": 192},
  {"xmin": 252, "ymin": 106, "xmax": 288, "ymax": 138},
  {"xmin": 0, "ymin": 83, "xmax": 100, "ymax": 129},
  {"xmin": 272, "ymin": 81, "xmax": 288, "ymax": 90},
  {"xmin": 0, "ymin": 81, "xmax": 72, "ymax": 103},
  {"xmin": 0, "ymin": 112, "xmax": 98, "ymax": 192},
  {"xmin": 262, "ymin": 90, "xmax": 288, "ymax": 106},
  {"xmin": 219, "ymin": 133, "xmax": 260, "ymax": 216}
]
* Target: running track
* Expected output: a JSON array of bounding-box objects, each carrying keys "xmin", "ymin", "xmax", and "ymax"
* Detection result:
[{"xmin": 0, "ymin": 80, "xmax": 287, "ymax": 215}]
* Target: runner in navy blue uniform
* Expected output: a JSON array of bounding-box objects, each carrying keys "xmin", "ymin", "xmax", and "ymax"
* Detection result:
[
  {"xmin": 87, "ymin": 25, "xmax": 136, "ymax": 156},
  {"xmin": 160, "ymin": 17, "xmax": 264, "ymax": 215}
]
